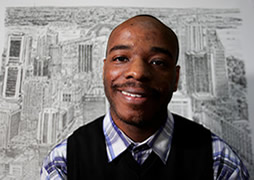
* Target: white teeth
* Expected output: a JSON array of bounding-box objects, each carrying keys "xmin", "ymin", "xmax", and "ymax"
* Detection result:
[{"xmin": 121, "ymin": 91, "xmax": 142, "ymax": 98}]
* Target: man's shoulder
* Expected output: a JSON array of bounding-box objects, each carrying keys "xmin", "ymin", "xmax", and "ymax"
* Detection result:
[
  {"xmin": 67, "ymin": 115, "xmax": 106, "ymax": 164},
  {"xmin": 71, "ymin": 115, "xmax": 105, "ymax": 136},
  {"xmin": 171, "ymin": 113, "xmax": 211, "ymax": 146},
  {"xmin": 172, "ymin": 113, "xmax": 210, "ymax": 133},
  {"xmin": 67, "ymin": 115, "xmax": 105, "ymax": 145},
  {"xmin": 40, "ymin": 139, "xmax": 68, "ymax": 179},
  {"xmin": 211, "ymin": 133, "xmax": 250, "ymax": 179}
]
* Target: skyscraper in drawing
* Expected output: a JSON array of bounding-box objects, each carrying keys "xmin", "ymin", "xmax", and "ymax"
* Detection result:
[
  {"xmin": 2, "ymin": 33, "xmax": 32, "ymax": 99},
  {"xmin": 185, "ymin": 25, "xmax": 228, "ymax": 98}
]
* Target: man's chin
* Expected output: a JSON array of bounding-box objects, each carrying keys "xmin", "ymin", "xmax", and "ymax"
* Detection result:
[
  {"xmin": 110, "ymin": 104, "xmax": 164, "ymax": 128},
  {"xmin": 116, "ymin": 112, "xmax": 157, "ymax": 129},
  {"xmin": 120, "ymin": 117, "xmax": 146, "ymax": 128}
]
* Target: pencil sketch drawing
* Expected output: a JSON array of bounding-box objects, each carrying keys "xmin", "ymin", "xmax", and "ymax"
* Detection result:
[{"xmin": 0, "ymin": 7, "xmax": 253, "ymax": 179}]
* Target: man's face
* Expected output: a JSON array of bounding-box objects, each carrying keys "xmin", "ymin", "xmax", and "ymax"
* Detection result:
[{"xmin": 103, "ymin": 18, "xmax": 180, "ymax": 128}]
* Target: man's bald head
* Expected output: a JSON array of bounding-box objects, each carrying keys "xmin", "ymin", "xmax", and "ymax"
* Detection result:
[{"xmin": 106, "ymin": 14, "xmax": 179, "ymax": 63}]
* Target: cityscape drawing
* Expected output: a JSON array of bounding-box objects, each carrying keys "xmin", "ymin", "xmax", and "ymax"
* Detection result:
[{"xmin": 0, "ymin": 6, "xmax": 253, "ymax": 179}]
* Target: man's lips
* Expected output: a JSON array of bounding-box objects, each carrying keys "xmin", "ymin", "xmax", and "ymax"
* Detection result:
[
  {"xmin": 112, "ymin": 81, "xmax": 159, "ymax": 101},
  {"xmin": 121, "ymin": 90, "xmax": 143, "ymax": 98},
  {"xmin": 118, "ymin": 90, "xmax": 148, "ymax": 105}
]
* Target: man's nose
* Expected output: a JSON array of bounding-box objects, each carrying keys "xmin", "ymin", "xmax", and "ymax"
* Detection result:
[{"xmin": 124, "ymin": 58, "xmax": 151, "ymax": 81}]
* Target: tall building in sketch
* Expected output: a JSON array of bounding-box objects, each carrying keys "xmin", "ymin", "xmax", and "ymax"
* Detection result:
[
  {"xmin": 208, "ymin": 30, "xmax": 229, "ymax": 97},
  {"xmin": 49, "ymin": 45, "xmax": 62, "ymax": 77},
  {"xmin": 78, "ymin": 44, "xmax": 93, "ymax": 73},
  {"xmin": 37, "ymin": 106, "xmax": 74, "ymax": 145},
  {"xmin": 0, "ymin": 102, "xmax": 20, "ymax": 149},
  {"xmin": 185, "ymin": 27, "xmax": 228, "ymax": 98},
  {"xmin": 3, "ymin": 66, "xmax": 22, "ymax": 98},
  {"xmin": 174, "ymin": 24, "xmax": 187, "ymax": 92},
  {"xmin": 33, "ymin": 57, "xmax": 50, "ymax": 77},
  {"xmin": 185, "ymin": 51, "xmax": 213, "ymax": 96},
  {"xmin": 60, "ymin": 38, "xmax": 92, "ymax": 76},
  {"xmin": 35, "ymin": 29, "xmax": 59, "ymax": 78},
  {"xmin": 37, "ymin": 28, "xmax": 58, "ymax": 58},
  {"xmin": 185, "ymin": 24, "xmax": 206, "ymax": 52},
  {"xmin": 2, "ymin": 33, "xmax": 32, "ymax": 99},
  {"xmin": 37, "ymin": 108, "xmax": 59, "ymax": 145},
  {"xmin": 22, "ymin": 77, "xmax": 50, "ymax": 122}
]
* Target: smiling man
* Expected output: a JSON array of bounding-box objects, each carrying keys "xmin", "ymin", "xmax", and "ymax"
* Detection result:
[
  {"xmin": 103, "ymin": 15, "xmax": 180, "ymax": 143},
  {"xmin": 41, "ymin": 15, "xmax": 249, "ymax": 180}
]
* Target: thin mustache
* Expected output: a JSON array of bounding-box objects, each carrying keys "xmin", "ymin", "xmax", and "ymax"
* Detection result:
[{"xmin": 112, "ymin": 81, "xmax": 159, "ymax": 96}]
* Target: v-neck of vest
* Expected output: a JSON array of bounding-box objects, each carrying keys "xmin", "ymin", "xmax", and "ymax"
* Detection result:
[{"xmin": 122, "ymin": 150, "xmax": 163, "ymax": 171}]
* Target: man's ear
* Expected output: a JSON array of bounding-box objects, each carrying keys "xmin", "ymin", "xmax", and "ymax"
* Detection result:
[{"xmin": 174, "ymin": 65, "xmax": 180, "ymax": 92}]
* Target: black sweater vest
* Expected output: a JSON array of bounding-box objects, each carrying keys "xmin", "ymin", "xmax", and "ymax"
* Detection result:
[{"xmin": 67, "ymin": 114, "xmax": 213, "ymax": 180}]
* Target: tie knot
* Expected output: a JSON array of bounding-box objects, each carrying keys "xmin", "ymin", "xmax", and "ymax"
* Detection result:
[
  {"xmin": 128, "ymin": 143, "xmax": 151, "ymax": 165},
  {"xmin": 130, "ymin": 143, "xmax": 150, "ymax": 154}
]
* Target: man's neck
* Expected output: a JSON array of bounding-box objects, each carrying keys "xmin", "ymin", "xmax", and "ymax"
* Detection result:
[{"xmin": 111, "ymin": 112, "xmax": 167, "ymax": 142}]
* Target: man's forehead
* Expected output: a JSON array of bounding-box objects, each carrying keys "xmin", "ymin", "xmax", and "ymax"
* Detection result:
[
  {"xmin": 108, "ymin": 17, "xmax": 170, "ymax": 47},
  {"xmin": 121, "ymin": 16, "xmax": 160, "ymax": 27},
  {"xmin": 105, "ymin": 15, "xmax": 179, "ymax": 62},
  {"xmin": 112, "ymin": 16, "xmax": 165, "ymax": 36}
]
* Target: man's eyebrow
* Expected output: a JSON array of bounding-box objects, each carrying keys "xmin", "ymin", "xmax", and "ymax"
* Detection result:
[
  {"xmin": 151, "ymin": 47, "xmax": 173, "ymax": 58},
  {"xmin": 108, "ymin": 45, "xmax": 131, "ymax": 54}
]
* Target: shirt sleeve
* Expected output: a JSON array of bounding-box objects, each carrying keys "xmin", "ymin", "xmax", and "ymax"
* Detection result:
[
  {"xmin": 40, "ymin": 139, "xmax": 67, "ymax": 180},
  {"xmin": 212, "ymin": 133, "xmax": 249, "ymax": 180}
]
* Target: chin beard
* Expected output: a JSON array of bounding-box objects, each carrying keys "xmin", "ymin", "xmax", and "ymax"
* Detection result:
[
  {"xmin": 110, "ymin": 105, "xmax": 167, "ymax": 130},
  {"xmin": 119, "ymin": 115, "xmax": 149, "ymax": 129}
]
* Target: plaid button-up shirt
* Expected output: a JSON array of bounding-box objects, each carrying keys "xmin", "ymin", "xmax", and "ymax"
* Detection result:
[{"xmin": 41, "ymin": 111, "xmax": 249, "ymax": 180}]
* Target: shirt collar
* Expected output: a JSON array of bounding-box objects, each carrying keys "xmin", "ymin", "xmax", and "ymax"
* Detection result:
[{"xmin": 103, "ymin": 111, "xmax": 174, "ymax": 164}]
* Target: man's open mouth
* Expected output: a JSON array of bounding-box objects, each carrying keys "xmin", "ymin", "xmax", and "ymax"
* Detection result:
[{"xmin": 121, "ymin": 91, "xmax": 143, "ymax": 98}]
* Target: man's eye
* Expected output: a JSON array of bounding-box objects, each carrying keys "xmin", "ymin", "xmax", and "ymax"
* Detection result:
[
  {"xmin": 113, "ymin": 56, "xmax": 128, "ymax": 62},
  {"xmin": 151, "ymin": 60, "xmax": 167, "ymax": 66}
]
